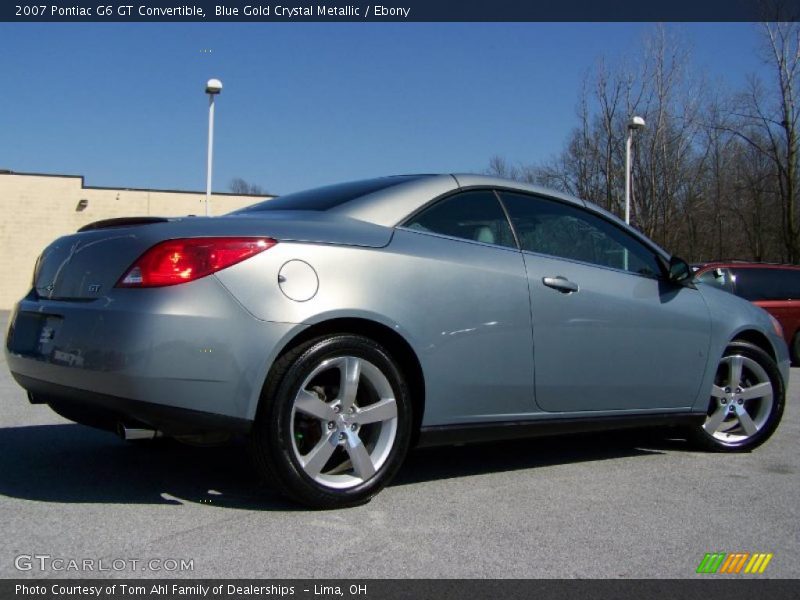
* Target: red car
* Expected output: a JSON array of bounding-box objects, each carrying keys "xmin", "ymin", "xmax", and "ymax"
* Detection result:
[{"xmin": 695, "ymin": 262, "xmax": 800, "ymax": 364}]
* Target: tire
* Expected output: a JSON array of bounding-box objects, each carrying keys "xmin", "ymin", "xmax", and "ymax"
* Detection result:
[
  {"xmin": 688, "ymin": 341, "xmax": 784, "ymax": 452},
  {"xmin": 791, "ymin": 332, "xmax": 800, "ymax": 366},
  {"xmin": 249, "ymin": 334, "xmax": 413, "ymax": 509}
]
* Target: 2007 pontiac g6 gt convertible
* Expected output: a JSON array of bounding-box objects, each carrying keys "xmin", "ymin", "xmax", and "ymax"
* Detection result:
[{"xmin": 5, "ymin": 174, "xmax": 788, "ymax": 508}]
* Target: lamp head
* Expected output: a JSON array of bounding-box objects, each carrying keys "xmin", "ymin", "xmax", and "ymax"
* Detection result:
[
  {"xmin": 628, "ymin": 115, "xmax": 646, "ymax": 130},
  {"xmin": 205, "ymin": 78, "xmax": 223, "ymax": 95}
]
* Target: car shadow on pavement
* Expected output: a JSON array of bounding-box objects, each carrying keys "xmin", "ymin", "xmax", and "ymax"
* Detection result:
[
  {"xmin": 393, "ymin": 428, "xmax": 674, "ymax": 486},
  {"xmin": 0, "ymin": 423, "xmax": 300, "ymax": 511},
  {"xmin": 0, "ymin": 422, "xmax": 679, "ymax": 508}
]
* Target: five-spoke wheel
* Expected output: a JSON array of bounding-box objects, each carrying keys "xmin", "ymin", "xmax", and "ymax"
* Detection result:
[
  {"xmin": 250, "ymin": 334, "xmax": 412, "ymax": 509},
  {"xmin": 691, "ymin": 341, "xmax": 784, "ymax": 452},
  {"xmin": 291, "ymin": 356, "xmax": 399, "ymax": 489}
]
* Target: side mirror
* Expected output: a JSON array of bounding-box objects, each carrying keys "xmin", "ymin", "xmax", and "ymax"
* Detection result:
[{"xmin": 667, "ymin": 256, "xmax": 693, "ymax": 284}]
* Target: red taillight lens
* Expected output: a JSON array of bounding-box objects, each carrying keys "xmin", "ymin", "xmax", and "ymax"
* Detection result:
[{"xmin": 117, "ymin": 237, "xmax": 276, "ymax": 288}]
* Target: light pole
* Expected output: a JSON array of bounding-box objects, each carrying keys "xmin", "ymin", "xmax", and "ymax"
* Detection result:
[
  {"xmin": 205, "ymin": 78, "xmax": 223, "ymax": 217},
  {"xmin": 625, "ymin": 115, "xmax": 645, "ymax": 225}
]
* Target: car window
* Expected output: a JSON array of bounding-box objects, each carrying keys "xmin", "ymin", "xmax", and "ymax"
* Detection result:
[
  {"xmin": 403, "ymin": 190, "xmax": 516, "ymax": 248},
  {"xmin": 236, "ymin": 176, "xmax": 425, "ymax": 213},
  {"xmin": 729, "ymin": 267, "xmax": 800, "ymax": 301},
  {"xmin": 697, "ymin": 268, "xmax": 736, "ymax": 293},
  {"xmin": 497, "ymin": 191, "xmax": 662, "ymax": 277}
]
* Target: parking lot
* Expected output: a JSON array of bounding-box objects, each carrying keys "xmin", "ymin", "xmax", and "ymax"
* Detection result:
[{"xmin": 0, "ymin": 310, "xmax": 797, "ymax": 579}]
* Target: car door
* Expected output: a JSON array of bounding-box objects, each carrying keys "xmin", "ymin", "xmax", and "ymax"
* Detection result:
[
  {"xmin": 398, "ymin": 189, "xmax": 536, "ymax": 424},
  {"xmin": 497, "ymin": 190, "xmax": 712, "ymax": 413}
]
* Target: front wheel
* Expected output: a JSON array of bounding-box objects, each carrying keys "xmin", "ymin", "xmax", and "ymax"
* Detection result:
[
  {"xmin": 689, "ymin": 341, "xmax": 784, "ymax": 452},
  {"xmin": 250, "ymin": 334, "xmax": 412, "ymax": 509}
]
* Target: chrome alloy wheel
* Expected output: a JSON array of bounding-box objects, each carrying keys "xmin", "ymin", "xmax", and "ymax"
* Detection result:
[
  {"xmin": 703, "ymin": 354, "xmax": 774, "ymax": 443},
  {"xmin": 289, "ymin": 356, "xmax": 398, "ymax": 489}
]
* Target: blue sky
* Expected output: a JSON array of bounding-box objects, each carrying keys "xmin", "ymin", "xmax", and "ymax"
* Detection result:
[{"xmin": 0, "ymin": 22, "xmax": 768, "ymax": 195}]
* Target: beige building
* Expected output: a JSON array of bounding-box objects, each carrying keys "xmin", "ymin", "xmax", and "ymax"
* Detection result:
[{"xmin": 0, "ymin": 170, "xmax": 270, "ymax": 310}]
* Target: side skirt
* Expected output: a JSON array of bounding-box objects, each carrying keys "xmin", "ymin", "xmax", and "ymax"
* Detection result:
[{"xmin": 416, "ymin": 412, "xmax": 705, "ymax": 448}]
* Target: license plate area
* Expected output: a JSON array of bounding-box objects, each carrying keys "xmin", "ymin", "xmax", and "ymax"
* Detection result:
[{"xmin": 9, "ymin": 312, "xmax": 63, "ymax": 358}]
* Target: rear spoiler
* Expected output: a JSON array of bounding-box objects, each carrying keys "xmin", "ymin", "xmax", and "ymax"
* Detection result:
[{"xmin": 78, "ymin": 217, "xmax": 171, "ymax": 232}]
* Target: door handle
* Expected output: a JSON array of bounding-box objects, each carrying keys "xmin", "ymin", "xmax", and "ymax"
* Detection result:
[{"xmin": 542, "ymin": 276, "xmax": 579, "ymax": 293}]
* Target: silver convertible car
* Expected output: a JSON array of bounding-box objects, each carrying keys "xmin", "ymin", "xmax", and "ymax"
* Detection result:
[{"xmin": 5, "ymin": 174, "xmax": 788, "ymax": 508}]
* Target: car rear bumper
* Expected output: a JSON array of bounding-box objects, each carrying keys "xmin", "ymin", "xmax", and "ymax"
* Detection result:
[
  {"xmin": 15, "ymin": 373, "xmax": 252, "ymax": 435},
  {"xmin": 4, "ymin": 277, "xmax": 301, "ymax": 426}
]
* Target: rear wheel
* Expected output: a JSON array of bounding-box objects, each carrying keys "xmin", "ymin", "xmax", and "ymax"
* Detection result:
[
  {"xmin": 250, "ymin": 334, "xmax": 412, "ymax": 508},
  {"xmin": 689, "ymin": 341, "xmax": 784, "ymax": 452}
]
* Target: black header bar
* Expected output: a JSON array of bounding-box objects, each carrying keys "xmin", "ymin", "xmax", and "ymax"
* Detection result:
[{"xmin": 3, "ymin": 0, "xmax": 800, "ymax": 22}]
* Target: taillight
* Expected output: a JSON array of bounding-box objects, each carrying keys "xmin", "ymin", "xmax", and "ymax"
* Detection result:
[{"xmin": 117, "ymin": 237, "xmax": 276, "ymax": 288}]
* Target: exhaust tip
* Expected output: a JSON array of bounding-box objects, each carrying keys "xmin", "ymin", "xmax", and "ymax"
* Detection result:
[{"xmin": 118, "ymin": 423, "xmax": 161, "ymax": 441}]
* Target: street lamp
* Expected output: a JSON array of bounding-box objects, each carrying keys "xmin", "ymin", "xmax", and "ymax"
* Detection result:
[
  {"xmin": 625, "ymin": 115, "xmax": 645, "ymax": 225},
  {"xmin": 205, "ymin": 78, "xmax": 223, "ymax": 217}
]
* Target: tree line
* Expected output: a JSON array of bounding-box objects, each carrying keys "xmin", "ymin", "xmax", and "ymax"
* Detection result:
[{"xmin": 488, "ymin": 23, "xmax": 800, "ymax": 264}]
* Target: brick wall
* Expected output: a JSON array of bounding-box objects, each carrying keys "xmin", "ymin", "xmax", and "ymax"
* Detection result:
[{"xmin": 0, "ymin": 172, "xmax": 268, "ymax": 309}]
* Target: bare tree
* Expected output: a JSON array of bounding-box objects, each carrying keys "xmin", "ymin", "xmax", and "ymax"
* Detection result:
[
  {"xmin": 729, "ymin": 139, "xmax": 783, "ymax": 261},
  {"xmin": 229, "ymin": 177, "xmax": 269, "ymax": 196},
  {"xmin": 486, "ymin": 23, "xmax": 800, "ymax": 265},
  {"xmin": 717, "ymin": 23, "xmax": 800, "ymax": 261},
  {"xmin": 487, "ymin": 155, "xmax": 537, "ymax": 183}
]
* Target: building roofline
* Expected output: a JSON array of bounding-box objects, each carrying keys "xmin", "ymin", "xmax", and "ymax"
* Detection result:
[{"xmin": 0, "ymin": 169, "xmax": 272, "ymax": 198}]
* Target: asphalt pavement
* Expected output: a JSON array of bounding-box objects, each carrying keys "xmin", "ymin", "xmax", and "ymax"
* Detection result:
[{"xmin": 0, "ymin": 311, "xmax": 797, "ymax": 579}]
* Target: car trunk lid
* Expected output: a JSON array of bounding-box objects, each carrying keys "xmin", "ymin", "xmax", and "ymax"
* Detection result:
[
  {"xmin": 33, "ymin": 212, "xmax": 393, "ymax": 300},
  {"xmin": 34, "ymin": 227, "xmax": 161, "ymax": 300}
]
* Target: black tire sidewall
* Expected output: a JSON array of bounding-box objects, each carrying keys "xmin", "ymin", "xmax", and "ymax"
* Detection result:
[{"xmin": 255, "ymin": 334, "xmax": 412, "ymax": 508}]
